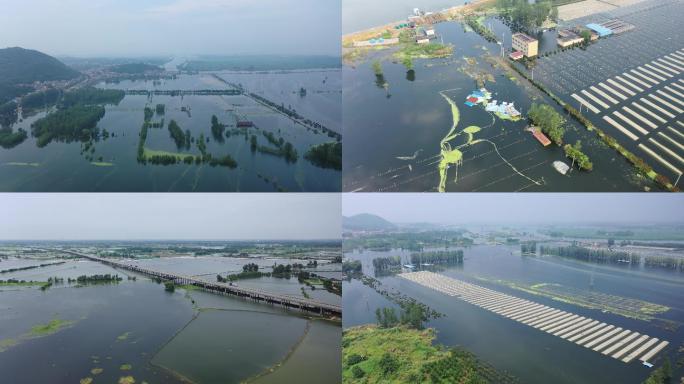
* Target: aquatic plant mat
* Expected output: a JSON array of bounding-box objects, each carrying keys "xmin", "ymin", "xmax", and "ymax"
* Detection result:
[
  {"xmin": 0, "ymin": 317, "xmax": 76, "ymax": 352},
  {"xmin": 400, "ymin": 271, "xmax": 670, "ymax": 364},
  {"xmin": 472, "ymin": 276, "xmax": 669, "ymax": 321}
]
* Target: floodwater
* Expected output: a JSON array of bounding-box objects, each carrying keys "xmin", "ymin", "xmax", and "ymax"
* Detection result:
[
  {"xmin": 0, "ymin": 256, "xmax": 341, "ymax": 384},
  {"xmin": 0, "ymin": 71, "xmax": 341, "ymax": 192},
  {"xmin": 343, "ymin": 245, "xmax": 684, "ymax": 384},
  {"xmin": 343, "ymin": 20, "xmax": 655, "ymax": 192}
]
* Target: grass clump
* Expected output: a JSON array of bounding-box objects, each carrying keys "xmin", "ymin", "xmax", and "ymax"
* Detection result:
[{"xmin": 29, "ymin": 318, "xmax": 74, "ymax": 337}]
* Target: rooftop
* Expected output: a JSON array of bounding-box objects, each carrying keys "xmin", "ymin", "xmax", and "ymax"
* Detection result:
[
  {"xmin": 512, "ymin": 32, "xmax": 538, "ymax": 43},
  {"xmin": 586, "ymin": 23, "xmax": 613, "ymax": 37}
]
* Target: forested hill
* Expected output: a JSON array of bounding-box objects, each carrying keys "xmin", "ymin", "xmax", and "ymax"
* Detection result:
[
  {"xmin": 0, "ymin": 47, "xmax": 80, "ymax": 85},
  {"xmin": 0, "ymin": 47, "xmax": 80, "ymax": 104}
]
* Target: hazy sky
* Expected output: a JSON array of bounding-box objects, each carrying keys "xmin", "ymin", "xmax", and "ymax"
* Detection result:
[
  {"xmin": 343, "ymin": 194, "xmax": 684, "ymax": 224},
  {"xmin": 0, "ymin": 194, "xmax": 340, "ymax": 240},
  {"xmin": 0, "ymin": 0, "xmax": 341, "ymax": 57}
]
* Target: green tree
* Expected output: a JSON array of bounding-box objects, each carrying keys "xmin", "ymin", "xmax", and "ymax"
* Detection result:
[
  {"xmin": 164, "ymin": 282, "xmax": 175, "ymax": 292},
  {"xmin": 250, "ymin": 135, "xmax": 257, "ymax": 152},
  {"xmin": 563, "ymin": 140, "xmax": 593, "ymax": 171},
  {"xmin": 528, "ymin": 103, "xmax": 566, "ymax": 145}
]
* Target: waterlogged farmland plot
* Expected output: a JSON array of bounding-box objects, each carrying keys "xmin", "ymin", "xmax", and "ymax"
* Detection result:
[
  {"xmin": 529, "ymin": 0, "xmax": 684, "ymax": 186},
  {"xmin": 0, "ymin": 70, "xmax": 341, "ymax": 191}
]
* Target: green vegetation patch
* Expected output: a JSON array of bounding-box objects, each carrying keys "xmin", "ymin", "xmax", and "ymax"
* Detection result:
[
  {"xmin": 394, "ymin": 42, "xmax": 454, "ymax": 62},
  {"xmin": 0, "ymin": 279, "xmax": 48, "ymax": 287},
  {"xmin": 143, "ymin": 148, "xmax": 195, "ymax": 162},
  {"xmin": 305, "ymin": 141, "xmax": 341, "ymax": 170},
  {"xmin": 179, "ymin": 284, "xmax": 200, "ymax": 291},
  {"xmin": 475, "ymin": 276, "xmax": 669, "ymax": 321},
  {"xmin": 90, "ymin": 161, "xmax": 114, "ymax": 167},
  {"xmin": 31, "ymin": 105, "xmax": 105, "ymax": 147},
  {"xmin": 0, "ymin": 338, "xmax": 18, "ymax": 352},
  {"xmin": 118, "ymin": 376, "xmax": 135, "ymax": 384},
  {"xmin": 80, "ymin": 378, "xmax": 93, "ymax": 384},
  {"xmin": 91, "ymin": 368, "xmax": 103, "ymax": 375},
  {"xmin": 342, "ymin": 325, "xmax": 486, "ymax": 383},
  {"xmin": 30, "ymin": 318, "xmax": 75, "ymax": 337},
  {"xmin": 116, "ymin": 332, "xmax": 131, "ymax": 341},
  {"xmin": 120, "ymin": 364, "xmax": 132, "ymax": 371},
  {"xmin": 0, "ymin": 127, "xmax": 28, "ymax": 149},
  {"xmin": 4, "ymin": 162, "xmax": 40, "ymax": 167}
]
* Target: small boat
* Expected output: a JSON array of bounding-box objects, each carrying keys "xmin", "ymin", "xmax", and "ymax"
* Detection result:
[
  {"xmin": 553, "ymin": 161, "xmax": 570, "ymax": 175},
  {"xmin": 403, "ymin": 264, "xmax": 416, "ymax": 269},
  {"xmin": 642, "ymin": 362, "xmax": 654, "ymax": 368}
]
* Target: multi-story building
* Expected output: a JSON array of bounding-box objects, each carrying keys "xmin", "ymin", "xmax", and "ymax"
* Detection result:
[{"xmin": 511, "ymin": 32, "xmax": 538, "ymax": 58}]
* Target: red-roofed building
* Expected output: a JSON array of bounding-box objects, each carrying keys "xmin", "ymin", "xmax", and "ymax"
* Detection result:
[
  {"xmin": 509, "ymin": 51, "xmax": 524, "ymax": 60},
  {"xmin": 532, "ymin": 130, "xmax": 551, "ymax": 146}
]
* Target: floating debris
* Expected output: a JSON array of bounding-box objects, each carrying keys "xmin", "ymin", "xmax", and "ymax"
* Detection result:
[
  {"xmin": 396, "ymin": 149, "xmax": 423, "ymax": 161},
  {"xmin": 484, "ymin": 100, "xmax": 522, "ymax": 121},
  {"xmin": 464, "ymin": 88, "xmax": 492, "ymax": 107},
  {"xmin": 553, "ymin": 161, "xmax": 571, "ymax": 175}
]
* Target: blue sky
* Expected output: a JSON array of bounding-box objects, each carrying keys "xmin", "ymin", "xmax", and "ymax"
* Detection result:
[
  {"xmin": 0, "ymin": 194, "xmax": 341, "ymax": 240},
  {"xmin": 343, "ymin": 193, "xmax": 684, "ymax": 224},
  {"xmin": 0, "ymin": 0, "xmax": 341, "ymax": 57}
]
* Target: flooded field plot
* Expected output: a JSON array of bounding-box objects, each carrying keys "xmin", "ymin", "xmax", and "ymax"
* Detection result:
[
  {"xmin": 401, "ymin": 271, "xmax": 669, "ymax": 364},
  {"xmin": 530, "ymin": 0, "xmax": 684, "ymax": 183}
]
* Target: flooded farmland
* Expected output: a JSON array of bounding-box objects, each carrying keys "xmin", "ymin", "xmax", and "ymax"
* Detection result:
[
  {"xmin": 343, "ymin": 19, "xmax": 655, "ymax": 192},
  {"xmin": 0, "ymin": 243, "xmax": 342, "ymax": 384},
  {"xmin": 0, "ymin": 68, "xmax": 341, "ymax": 192},
  {"xmin": 343, "ymin": 242, "xmax": 684, "ymax": 384}
]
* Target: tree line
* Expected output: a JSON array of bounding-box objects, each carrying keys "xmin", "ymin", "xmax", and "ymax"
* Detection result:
[
  {"xmin": 520, "ymin": 241, "xmax": 537, "ymax": 255},
  {"xmin": 409, "ymin": 250, "xmax": 463, "ymax": 265},
  {"xmin": 540, "ymin": 244, "xmax": 639, "ymax": 264}
]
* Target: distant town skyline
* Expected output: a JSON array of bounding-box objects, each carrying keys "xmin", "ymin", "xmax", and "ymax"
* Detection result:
[
  {"xmin": 0, "ymin": 194, "xmax": 341, "ymax": 240},
  {"xmin": 0, "ymin": 0, "xmax": 341, "ymax": 57},
  {"xmin": 343, "ymin": 193, "xmax": 684, "ymax": 225}
]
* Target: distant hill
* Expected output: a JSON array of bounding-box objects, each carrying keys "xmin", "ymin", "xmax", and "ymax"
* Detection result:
[
  {"xmin": 343, "ymin": 213, "xmax": 396, "ymax": 231},
  {"xmin": 0, "ymin": 47, "xmax": 80, "ymax": 104}
]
